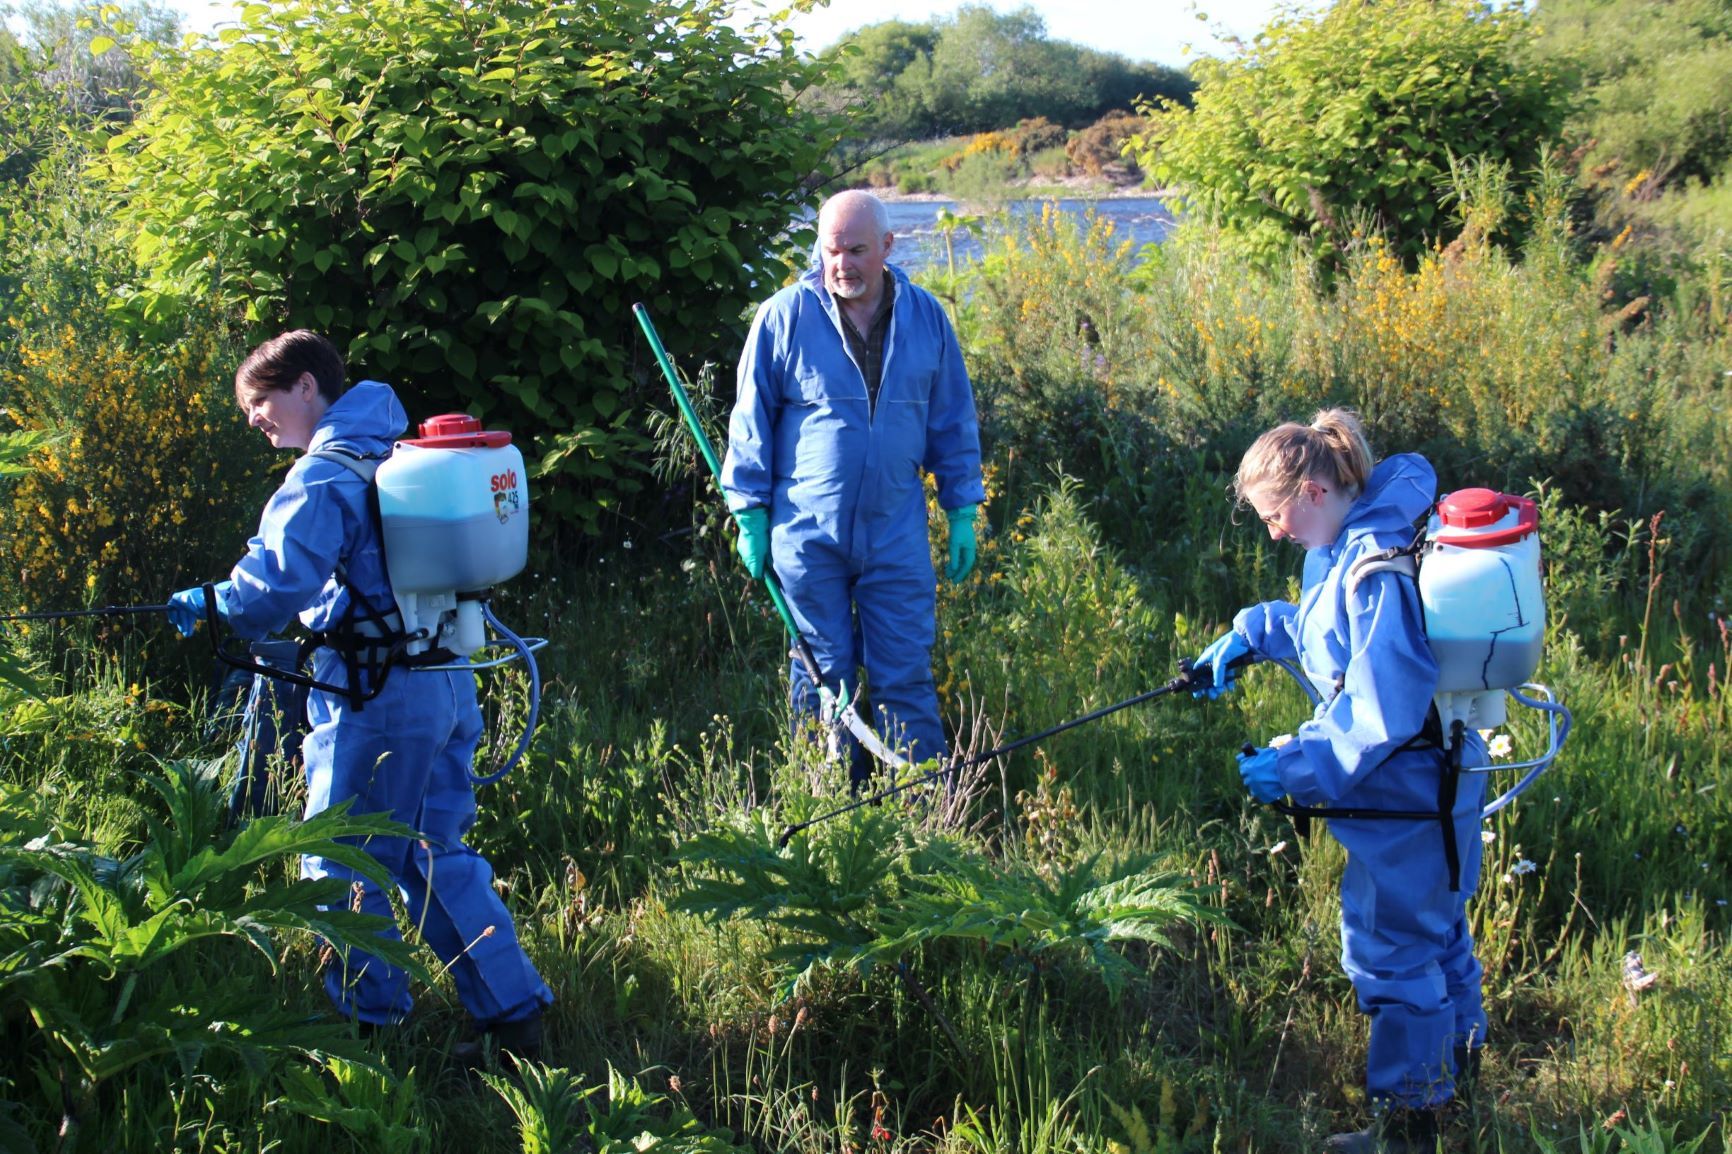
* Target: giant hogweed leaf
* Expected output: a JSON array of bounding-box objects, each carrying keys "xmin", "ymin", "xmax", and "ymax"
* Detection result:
[
  {"xmin": 139, "ymin": 762, "xmax": 227, "ymax": 880},
  {"xmin": 672, "ymin": 811, "xmax": 1220, "ymax": 999},
  {"xmin": 42, "ymin": 980, "xmax": 374, "ymax": 1084},
  {"xmin": 233, "ymin": 906, "xmax": 427, "ymax": 982},
  {"xmin": 670, "ymin": 808, "xmax": 909, "ymax": 924},
  {"xmin": 161, "ymin": 800, "xmax": 411, "ymax": 900},
  {"xmin": 277, "ymin": 1056, "xmax": 424, "ymax": 1152},
  {"xmin": 0, "ymin": 845, "xmax": 130, "ymax": 960},
  {"xmin": 873, "ymin": 853, "xmax": 1224, "ymax": 992}
]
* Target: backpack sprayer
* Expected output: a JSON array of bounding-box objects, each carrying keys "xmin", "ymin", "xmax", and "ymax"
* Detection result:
[
  {"xmin": 1416, "ymin": 489, "xmax": 1570, "ymax": 815},
  {"xmin": 200, "ymin": 413, "xmax": 547, "ymax": 785}
]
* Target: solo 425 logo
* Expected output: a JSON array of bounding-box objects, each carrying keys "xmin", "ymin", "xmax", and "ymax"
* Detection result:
[{"xmin": 491, "ymin": 467, "xmax": 521, "ymax": 524}]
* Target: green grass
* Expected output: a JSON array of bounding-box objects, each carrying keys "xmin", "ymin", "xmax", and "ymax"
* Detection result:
[{"xmin": 3, "ymin": 205, "xmax": 1731, "ymax": 1151}]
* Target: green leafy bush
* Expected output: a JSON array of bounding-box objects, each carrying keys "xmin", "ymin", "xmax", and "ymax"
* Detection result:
[
  {"xmin": 101, "ymin": 0, "xmax": 839, "ymax": 530},
  {"xmin": 1133, "ymin": 0, "xmax": 1571, "ymax": 267}
]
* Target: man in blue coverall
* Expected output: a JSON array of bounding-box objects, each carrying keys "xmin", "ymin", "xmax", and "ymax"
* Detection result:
[{"xmin": 721, "ymin": 190, "xmax": 984, "ymax": 777}]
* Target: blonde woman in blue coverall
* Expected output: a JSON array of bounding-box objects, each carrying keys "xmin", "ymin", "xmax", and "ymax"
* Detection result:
[
  {"xmin": 722, "ymin": 190, "xmax": 984, "ymax": 777},
  {"xmin": 168, "ymin": 331, "xmax": 551, "ymax": 1062},
  {"xmin": 1193, "ymin": 410, "xmax": 1488, "ymax": 1153}
]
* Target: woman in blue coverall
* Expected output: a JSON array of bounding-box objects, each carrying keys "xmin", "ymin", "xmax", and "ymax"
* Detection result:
[
  {"xmin": 1194, "ymin": 409, "xmax": 1487, "ymax": 1153},
  {"xmin": 169, "ymin": 331, "xmax": 551, "ymax": 1061}
]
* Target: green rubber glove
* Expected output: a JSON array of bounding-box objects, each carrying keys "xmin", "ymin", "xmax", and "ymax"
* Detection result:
[
  {"xmin": 734, "ymin": 506, "xmax": 769, "ymax": 579},
  {"xmin": 945, "ymin": 504, "xmax": 978, "ymax": 584}
]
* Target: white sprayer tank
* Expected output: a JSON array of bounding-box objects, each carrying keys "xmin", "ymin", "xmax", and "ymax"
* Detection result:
[
  {"xmin": 1421, "ymin": 489, "xmax": 1544, "ymax": 737},
  {"xmin": 374, "ymin": 414, "xmax": 529, "ymax": 655}
]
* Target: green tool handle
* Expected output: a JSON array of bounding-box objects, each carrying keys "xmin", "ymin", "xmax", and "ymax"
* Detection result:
[{"xmin": 631, "ymin": 303, "xmax": 812, "ymax": 662}]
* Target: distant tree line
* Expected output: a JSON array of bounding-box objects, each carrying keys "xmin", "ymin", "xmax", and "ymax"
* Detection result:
[{"xmin": 817, "ymin": 4, "xmax": 1194, "ymax": 141}]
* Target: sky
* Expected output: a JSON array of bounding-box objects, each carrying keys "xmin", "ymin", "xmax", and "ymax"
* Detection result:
[{"xmin": 161, "ymin": 0, "xmax": 1312, "ymax": 68}]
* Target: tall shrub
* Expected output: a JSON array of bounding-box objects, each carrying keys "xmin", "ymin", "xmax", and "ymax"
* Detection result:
[
  {"xmin": 100, "ymin": 0, "xmax": 840, "ymax": 529},
  {"xmin": 0, "ymin": 319, "xmax": 272, "ymax": 615},
  {"xmin": 1133, "ymin": 0, "xmax": 1571, "ymax": 267}
]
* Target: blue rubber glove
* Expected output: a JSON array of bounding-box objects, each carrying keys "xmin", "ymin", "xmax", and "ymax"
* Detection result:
[
  {"xmin": 945, "ymin": 504, "xmax": 978, "ymax": 584},
  {"xmin": 734, "ymin": 507, "xmax": 769, "ymax": 579},
  {"xmin": 1237, "ymin": 745, "xmax": 1285, "ymax": 803},
  {"xmin": 168, "ymin": 580, "xmax": 232, "ymax": 637},
  {"xmin": 1193, "ymin": 629, "xmax": 1251, "ymax": 699}
]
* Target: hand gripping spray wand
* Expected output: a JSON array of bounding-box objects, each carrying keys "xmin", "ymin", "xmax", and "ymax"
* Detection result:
[{"xmin": 632, "ymin": 303, "xmax": 906, "ymax": 771}]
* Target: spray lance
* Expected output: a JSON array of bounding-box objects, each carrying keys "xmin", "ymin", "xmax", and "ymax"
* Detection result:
[
  {"xmin": 633, "ymin": 303, "xmax": 908, "ymax": 771},
  {"xmin": 0, "ymin": 603, "xmax": 177, "ymax": 624},
  {"xmin": 777, "ymin": 652, "xmax": 1255, "ymax": 845}
]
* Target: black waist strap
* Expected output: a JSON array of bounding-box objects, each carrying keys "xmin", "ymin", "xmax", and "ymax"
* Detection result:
[{"xmin": 1275, "ymin": 713, "xmax": 1470, "ymax": 892}]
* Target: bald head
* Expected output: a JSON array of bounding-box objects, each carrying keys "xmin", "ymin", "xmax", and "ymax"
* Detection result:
[
  {"xmin": 819, "ymin": 189, "xmax": 891, "ymax": 237},
  {"xmin": 817, "ymin": 190, "xmax": 894, "ymax": 305}
]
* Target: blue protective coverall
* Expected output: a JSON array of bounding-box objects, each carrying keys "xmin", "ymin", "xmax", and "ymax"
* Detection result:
[
  {"xmin": 222, "ymin": 381, "xmax": 552, "ymax": 1027},
  {"xmin": 1229, "ymin": 454, "xmax": 1488, "ymax": 1108},
  {"xmin": 721, "ymin": 262, "xmax": 984, "ymax": 764}
]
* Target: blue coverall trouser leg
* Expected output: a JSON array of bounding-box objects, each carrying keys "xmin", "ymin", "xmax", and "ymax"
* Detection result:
[
  {"xmin": 299, "ymin": 659, "xmax": 552, "ymax": 1026},
  {"xmin": 1333, "ymin": 772, "xmax": 1489, "ymax": 1109},
  {"xmin": 781, "ymin": 536, "xmax": 946, "ymax": 776}
]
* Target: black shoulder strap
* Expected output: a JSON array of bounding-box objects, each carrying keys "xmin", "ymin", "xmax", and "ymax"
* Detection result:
[
  {"xmin": 306, "ymin": 446, "xmax": 382, "ymax": 482},
  {"xmin": 1344, "ymin": 548, "xmax": 1418, "ymax": 600},
  {"xmin": 302, "ymin": 447, "xmax": 403, "ymax": 708}
]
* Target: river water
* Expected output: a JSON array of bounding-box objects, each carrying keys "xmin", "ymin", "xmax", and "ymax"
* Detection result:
[{"xmin": 881, "ymin": 195, "xmax": 1176, "ymax": 276}]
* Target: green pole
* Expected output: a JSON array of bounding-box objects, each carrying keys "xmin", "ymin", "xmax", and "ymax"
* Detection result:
[{"xmin": 631, "ymin": 303, "xmax": 807, "ymax": 654}]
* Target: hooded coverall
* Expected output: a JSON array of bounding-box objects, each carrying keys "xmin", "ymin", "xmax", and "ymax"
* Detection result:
[
  {"xmin": 1230, "ymin": 454, "xmax": 1488, "ymax": 1108},
  {"xmin": 222, "ymin": 381, "xmax": 552, "ymax": 1027},
  {"xmin": 722, "ymin": 262, "xmax": 984, "ymax": 765}
]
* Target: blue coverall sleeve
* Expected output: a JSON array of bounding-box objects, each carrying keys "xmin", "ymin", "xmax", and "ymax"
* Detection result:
[
  {"xmin": 1232, "ymin": 600, "xmax": 1300, "ymax": 663},
  {"xmin": 1276, "ymin": 571, "xmax": 1439, "ymax": 806},
  {"xmin": 722, "ymin": 302, "xmax": 781, "ymax": 515},
  {"xmin": 223, "ymin": 462, "xmax": 351, "ymax": 640},
  {"xmin": 921, "ymin": 312, "xmax": 985, "ymax": 511}
]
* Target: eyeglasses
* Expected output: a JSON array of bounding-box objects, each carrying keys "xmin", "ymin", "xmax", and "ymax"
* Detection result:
[{"xmin": 1253, "ymin": 483, "xmax": 1327, "ymax": 528}]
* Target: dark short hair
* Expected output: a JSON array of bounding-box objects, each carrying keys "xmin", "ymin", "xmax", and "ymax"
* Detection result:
[{"xmin": 235, "ymin": 330, "xmax": 348, "ymax": 402}]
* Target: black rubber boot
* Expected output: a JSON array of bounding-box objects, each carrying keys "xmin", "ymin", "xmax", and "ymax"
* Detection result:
[
  {"xmin": 453, "ymin": 1011, "xmax": 544, "ymax": 1071},
  {"xmin": 1322, "ymin": 1105, "xmax": 1442, "ymax": 1154}
]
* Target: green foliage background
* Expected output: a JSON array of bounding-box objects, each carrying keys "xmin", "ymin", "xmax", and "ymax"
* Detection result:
[
  {"xmin": 1135, "ymin": 0, "xmax": 1572, "ymax": 267},
  {"xmin": 1533, "ymin": 0, "xmax": 1732, "ymax": 245},
  {"xmin": 101, "ymin": 0, "xmax": 838, "ymax": 528},
  {"xmin": 819, "ymin": 5, "xmax": 1193, "ymax": 142},
  {"xmin": 2, "ymin": 0, "xmax": 1732, "ymax": 1149}
]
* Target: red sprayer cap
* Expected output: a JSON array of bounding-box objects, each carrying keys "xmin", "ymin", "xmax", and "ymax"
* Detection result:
[
  {"xmin": 401, "ymin": 413, "xmax": 513, "ymax": 449},
  {"xmin": 1433, "ymin": 489, "xmax": 1538, "ymax": 547}
]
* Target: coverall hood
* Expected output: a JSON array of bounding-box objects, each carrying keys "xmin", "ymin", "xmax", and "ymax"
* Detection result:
[
  {"xmin": 1301, "ymin": 453, "xmax": 1436, "ymax": 591},
  {"xmin": 307, "ymin": 379, "xmax": 409, "ymax": 459}
]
